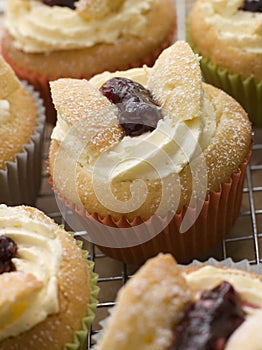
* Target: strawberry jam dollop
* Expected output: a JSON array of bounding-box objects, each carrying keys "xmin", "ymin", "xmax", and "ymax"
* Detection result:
[
  {"xmin": 100, "ymin": 77, "xmax": 163, "ymax": 137},
  {"xmin": 42, "ymin": 0, "xmax": 76, "ymax": 9},
  {"xmin": 170, "ymin": 281, "xmax": 245, "ymax": 350},
  {"xmin": 240, "ymin": 0, "xmax": 262, "ymax": 12},
  {"xmin": 0, "ymin": 236, "xmax": 18, "ymax": 274}
]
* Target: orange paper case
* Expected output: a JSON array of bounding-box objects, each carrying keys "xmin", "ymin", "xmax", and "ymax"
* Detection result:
[{"xmin": 50, "ymin": 146, "xmax": 251, "ymax": 266}]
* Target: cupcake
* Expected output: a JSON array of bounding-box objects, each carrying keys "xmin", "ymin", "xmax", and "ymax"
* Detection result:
[
  {"xmin": 95, "ymin": 253, "xmax": 262, "ymax": 350},
  {"xmin": 1, "ymin": 0, "xmax": 176, "ymax": 124},
  {"xmin": 0, "ymin": 204, "xmax": 99, "ymax": 350},
  {"xmin": 188, "ymin": 0, "xmax": 262, "ymax": 127},
  {"xmin": 0, "ymin": 55, "xmax": 45, "ymax": 206},
  {"xmin": 48, "ymin": 40, "xmax": 252, "ymax": 265}
]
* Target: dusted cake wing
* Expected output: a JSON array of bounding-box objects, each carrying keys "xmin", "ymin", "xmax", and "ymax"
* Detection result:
[
  {"xmin": 147, "ymin": 40, "xmax": 203, "ymax": 124},
  {"xmin": 76, "ymin": 0, "xmax": 124, "ymax": 19},
  {"xmin": 50, "ymin": 78, "xmax": 118, "ymax": 126},
  {"xmin": 50, "ymin": 78, "xmax": 124, "ymax": 154},
  {"xmin": 0, "ymin": 272, "xmax": 43, "ymax": 333}
]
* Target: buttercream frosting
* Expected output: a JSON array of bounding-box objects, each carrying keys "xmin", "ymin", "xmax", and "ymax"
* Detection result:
[
  {"xmin": 52, "ymin": 66, "xmax": 216, "ymax": 183},
  {"xmin": 6, "ymin": 0, "xmax": 159, "ymax": 53},
  {"xmin": 198, "ymin": 0, "xmax": 262, "ymax": 53},
  {"xmin": 0, "ymin": 205, "xmax": 63, "ymax": 341}
]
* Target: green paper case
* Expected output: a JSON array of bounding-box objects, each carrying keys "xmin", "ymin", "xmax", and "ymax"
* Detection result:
[
  {"xmin": 0, "ymin": 82, "xmax": 45, "ymax": 206},
  {"xmin": 193, "ymin": 50, "xmax": 262, "ymax": 128},
  {"xmin": 65, "ymin": 242, "xmax": 99, "ymax": 350}
]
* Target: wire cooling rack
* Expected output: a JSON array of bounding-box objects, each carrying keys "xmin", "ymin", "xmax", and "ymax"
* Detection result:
[
  {"xmin": 0, "ymin": 0, "xmax": 260, "ymax": 348},
  {"xmin": 37, "ymin": 125, "xmax": 262, "ymax": 349}
]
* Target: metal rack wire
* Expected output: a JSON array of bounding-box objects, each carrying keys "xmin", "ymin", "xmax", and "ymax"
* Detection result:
[
  {"xmin": 0, "ymin": 0, "xmax": 261, "ymax": 348},
  {"xmin": 37, "ymin": 126, "xmax": 262, "ymax": 349}
]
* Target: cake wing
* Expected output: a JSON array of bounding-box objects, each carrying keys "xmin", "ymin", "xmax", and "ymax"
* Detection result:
[
  {"xmin": 0, "ymin": 272, "xmax": 43, "ymax": 329},
  {"xmin": 50, "ymin": 78, "xmax": 124, "ymax": 154},
  {"xmin": 76, "ymin": 0, "xmax": 124, "ymax": 19},
  {"xmin": 50, "ymin": 78, "xmax": 118, "ymax": 127},
  {"xmin": 147, "ymin": 41, "xmax": 202, "ymax": 124}
]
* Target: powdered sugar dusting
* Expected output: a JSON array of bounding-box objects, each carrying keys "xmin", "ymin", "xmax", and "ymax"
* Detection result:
[
  {"xmin": 147, "ymin": 41, "xmax": 203, "ymax": 124},
  {"xmin": 203, "ymin": 86, "xmax": 251, "ymax": 191}
]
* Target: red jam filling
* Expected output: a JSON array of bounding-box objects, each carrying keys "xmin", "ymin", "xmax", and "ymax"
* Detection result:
[
  {"xmin": 170, "ymin": 281, "xmax": 246, "ymax": 350},
  {"xmin": 42, "ymin": 0, "xmax": 76, "ymax": 9},
  {"xmin": 100, "ymin": 77, "xmax": 163, "ymax": 137},
  {"xmin": 0, "ymin": 236, "xmax": 18, "ymax": 274},
  {"xmin": 240, "ymin": 0, "xmax": 262, "ymax": 12}
]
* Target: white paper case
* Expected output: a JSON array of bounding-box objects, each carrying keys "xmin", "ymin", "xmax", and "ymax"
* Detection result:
[
  {"xmin": 181, "ymin": 257, "xmax": 262, "ymax": 275},
  {"xmin": 0, "ymin": 81, "xmax": 45, "ymax": 205}
]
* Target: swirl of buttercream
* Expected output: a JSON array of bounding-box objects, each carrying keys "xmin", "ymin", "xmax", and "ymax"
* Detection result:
[
  {"xmin": 198, "ymin": 0, "xmax": 262, "ymax": 53},
  {"xmin": 6, "ymin": 0, "xmax": 159, "ymax": 53},
  {"xmin": 0, "ymin": 205, "xmax": 62, "ymax": 341}
]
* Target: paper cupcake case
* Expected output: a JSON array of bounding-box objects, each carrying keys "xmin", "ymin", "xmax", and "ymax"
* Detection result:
[
  {"xmin": 0, "ymin": 82, "xmax": 45, "ymax": 206},
  {"xmin": 50, "ymin": 146, "xmax": 251, "ymax": 266},
  {"xmin": 199, "ymin": 57, "xmax": 262, "ymax": 128},
  {"xmin": 65, "ymin": 241, "xmax": 99, "ymax": 350},
  {"xmin": 182, "ymin": 257, "xmax": 262, "ymax": 275},
  {"xmin": 1, "ymin": 28, "xmax": 176, "ymax": 125},
  {"xmin": 185, "ymin": 27, "xmax": 262, "ymax": 128}
]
